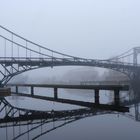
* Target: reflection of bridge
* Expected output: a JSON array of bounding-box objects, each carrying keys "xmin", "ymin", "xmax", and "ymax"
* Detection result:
[
  {"xmin": 0, "ymin": 25, "xmax": 140, "ymax": 86},
  {"xmin": 0, "ymin": 98, "xmax": 113, "ymax": 140},
  {"xmin": 0, "ymin": 98, "xmax": 138, "ymax": 140}
]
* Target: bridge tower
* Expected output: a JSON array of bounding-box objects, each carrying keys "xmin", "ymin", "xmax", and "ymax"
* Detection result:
[
  {"xmin": 133, "ymin": 47, "xmax": 140, "ymax": 66},
  {"xmin": 132, "ymin": 47, "xmax": 140, "ymax": 80},
  {"xmin": 131, "ymin": 47, "xmax": 140, "ymax": 90},
  {"xmin": 132, "ymin": 47, "xmax": 140, "ymax": 121}
]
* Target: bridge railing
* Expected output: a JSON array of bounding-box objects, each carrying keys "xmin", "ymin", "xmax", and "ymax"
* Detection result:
[
  {"xmin": 0, "ymin": 57, "xmax": 137, "ymax": 68},
  {"xmin": 100, "ymin": 60, "xmax": 136, "ymax": 66}
]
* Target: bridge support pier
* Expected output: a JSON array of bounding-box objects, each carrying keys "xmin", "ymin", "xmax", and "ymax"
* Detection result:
[
  {"xmin": 114, "ymin": 89, "xmax": 120, "ymax": 106},
  {"xmin": 94, "ymin": 89, "xmax": 99, "ymax": 104},
  {"xmin": 54, "ymin": 88, "xmax": 58, "ymax": 100},
  {"xmin": 31, "ymin": 86, "xmax": 34, "ymax": 96},
  {"xmin": 16, "ymin": 86, "xmax": 18, "ymax": 94}
]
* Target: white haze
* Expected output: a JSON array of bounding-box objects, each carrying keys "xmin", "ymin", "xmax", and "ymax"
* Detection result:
[
  {"xmin": 0, "ymin": 0, "xmax": 140, "ymax": 59},
  {"xmin": 0, "ymin": 0, "xmax": 140, "ymax": 80}
]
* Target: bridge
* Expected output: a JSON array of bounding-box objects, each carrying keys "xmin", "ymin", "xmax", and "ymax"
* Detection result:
[
  {"xmin": 0, "ymin": 25, "xmax": 140, "ymax": 139},
  {"xmin": 0, "ymin": 25, "xmax": 140, "ymax": 87}
]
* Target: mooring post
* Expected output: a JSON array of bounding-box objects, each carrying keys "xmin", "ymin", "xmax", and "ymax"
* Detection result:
[
  {"xmin": 15, "ymin": 86, "xmax": 18, "ymax": 94},
  {"xmin": 114, "ymin": 89, "xmax": 120, "ymax": 106},
  {"xmin": 31, "ymin": 86, "xmax": 34, "ymax": 96},
  {"xmin": 54, "ymin": 87, "xmax": 58, "ymax": 99},
  {"xmin": 95, "ymin": 89, "xmax": 99, "ymax": 104}
]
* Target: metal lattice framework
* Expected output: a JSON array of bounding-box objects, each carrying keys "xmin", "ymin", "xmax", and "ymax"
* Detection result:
[
  {"xmin": 1, "ymin": 25, "xmax": 140, "ymax": 140},
  {"xmin": 0, "ymin": 98, "xmax": 139, "ymax": 140},
  {"xmin": 0, "ymin": 98, "xmax": 113, "ymax": 139},
  {"xmin": 0, "ymin": 25, "xmax": 140, "ymax": 86}
]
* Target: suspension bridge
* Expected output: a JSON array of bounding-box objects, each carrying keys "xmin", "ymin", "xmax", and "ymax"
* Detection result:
[{"xmin": 0, "ymin": 25, "xmax": 140, "ymax": 87}]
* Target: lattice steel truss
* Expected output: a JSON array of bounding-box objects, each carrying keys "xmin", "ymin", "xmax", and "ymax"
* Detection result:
[{"xmin": 0, "ymin": 98, "xmax": 113, "ymax": 139}]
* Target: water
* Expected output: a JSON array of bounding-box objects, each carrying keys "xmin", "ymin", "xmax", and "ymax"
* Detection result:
[{"xmin": 0, "ymin": 88, "xmax": 140, "ymax": 140}]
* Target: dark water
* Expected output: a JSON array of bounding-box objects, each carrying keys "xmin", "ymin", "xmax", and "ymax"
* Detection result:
[{"xmin": 0, "ymin": 88, "xmax": 140, "ymax": 140}]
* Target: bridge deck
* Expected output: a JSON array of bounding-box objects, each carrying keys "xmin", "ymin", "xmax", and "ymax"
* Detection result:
[
  {"xmin": 12, "ymin": 92, "xmax": 129, "ymax": 112},
  {"xmin": 6, "ymin": 83, "xmax": 130, "ymax": 112},
  {"xmin": 8, "ymin": 83, "xmax": 129, "ymax": 91}
]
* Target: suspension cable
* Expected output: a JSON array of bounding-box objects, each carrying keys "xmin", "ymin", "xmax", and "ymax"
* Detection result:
[
  {"xmin": 0, "ymin": 25, "xmax": 136, "ymax": 64},
  {"xmin": 11, "ymin": 33, "xmax": 13, "ymax": 58},
  {"xmin": 114, "ymin": 53, "xmax": 133, "ymax": 60},
  {"xmin": 26, "ymin": 40, "xmax": 27, "ymax": 58},
  {"xmin": 0, "ymin": 34, "xmax": 53, "ymax": 58},
  {"xmin": 4, "ymin": 38, "xmax": 6, "ymax": 58},
  {"xmin": 0, "ymin": 25, "xmax": 80, "ymax": 59},
  {"xmin": 18, "ymin": 45, "xmax": 19, "ymax": 59},
  {"xmin": 109, "ymin": 48, "xmax": 133, "ymax": 60}
]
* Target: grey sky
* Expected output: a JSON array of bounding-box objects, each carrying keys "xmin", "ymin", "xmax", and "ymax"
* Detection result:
[
  {"xmin": 0, "ymin": 0, "xmax": 140, "ymax": 59},
  {"xmin": 1, "ymin": 2, "xmax": 140, "ymax": 140}
]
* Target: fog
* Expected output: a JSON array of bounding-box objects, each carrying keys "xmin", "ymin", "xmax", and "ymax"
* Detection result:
[
  {"xmin": 1, "ymin": 0, "xmax": 140, "ymax": 60},
  {"xmin": 1, "ymin": 0, "xmax": 140, "ymax": 80},
  {"xmin": 1, "ymin": 1, "xmax": 140, "ymax": 140}
]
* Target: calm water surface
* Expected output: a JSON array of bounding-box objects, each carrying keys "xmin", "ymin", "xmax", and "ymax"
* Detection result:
[{"xmin": 0, "ymin": 88, "xmax": 139, "ymax": 140}]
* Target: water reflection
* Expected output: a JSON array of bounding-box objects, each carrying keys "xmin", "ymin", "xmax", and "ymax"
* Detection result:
[
  {"xmin": 0, "ymin": 87, "xmax": 140, "ymax": 140},
  {"xmin": 0, "ymin": 98, "xmax": 113, "ymax": 140}
]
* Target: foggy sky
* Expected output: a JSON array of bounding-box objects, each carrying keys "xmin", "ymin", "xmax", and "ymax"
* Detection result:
[
  {"xmin": 1, "ymin": 1, "xmax": 140, "ymax": 139},
  {"xmin": 1, "ymin": 0, "xmax": 140, "ymax": 59}
]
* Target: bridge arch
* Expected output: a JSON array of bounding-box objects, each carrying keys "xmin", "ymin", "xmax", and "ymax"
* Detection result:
[{"xmin": 5, "ymin": 62, "xmax": 130, "ymax": 85}]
